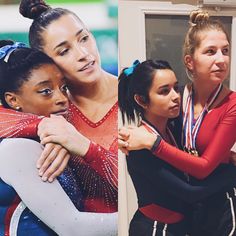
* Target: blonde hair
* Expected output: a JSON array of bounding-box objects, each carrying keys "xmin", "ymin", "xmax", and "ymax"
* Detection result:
[{"xmin": 183, "ymin": 10, "xmax": 230, "ymax": 59}]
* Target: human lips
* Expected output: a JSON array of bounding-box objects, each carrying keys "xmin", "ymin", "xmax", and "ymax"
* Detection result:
[
  {"xmin": 52, "ymin": 109, "xmax": 68, "ymax": 116},
  {"xmin": 78, "ymin": 61, "xmax": 95, "ymax": 72},
  {"xmin": 169, "ymin": 104, "xmax": 180, "ymax": 111},
  {"xmin": 212, "ymin": 68, "xmax": 226, "ymax": 73}
]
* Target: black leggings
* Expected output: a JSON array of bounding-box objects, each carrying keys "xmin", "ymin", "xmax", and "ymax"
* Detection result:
[
  {"xmin": 129, "ymin": 210, "xmax": 188, "ymax": 236},
  {"xmin": 190, "ymin": 188, "xmax": 236, "ymax": 236}
]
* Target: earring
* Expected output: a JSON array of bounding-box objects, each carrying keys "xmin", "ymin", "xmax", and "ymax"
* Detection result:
[{"xmin": 15, "ymin": 106, "xmax": 21, "ymax": 111}]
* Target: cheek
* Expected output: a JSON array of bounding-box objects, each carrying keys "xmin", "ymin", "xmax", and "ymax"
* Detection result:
[
  {"xmin": 37, "ymin": 102, "xmax": 54, "ymax": 116},
  {"xmin": 53, "ymin": 58, "xmax": 70, "ymax": 72},
  {"xmin": 149, "ymin": 99, "xmax": 167, "ymax": 113}
]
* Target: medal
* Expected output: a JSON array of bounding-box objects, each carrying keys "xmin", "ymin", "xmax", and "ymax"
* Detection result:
[
  {"xmin": 182, "ymin": 83, "xmax": 223, "ymax": 157},
  {"xmin": 183, "ymin": 147, "xmax": 199, "ymax": 156}
]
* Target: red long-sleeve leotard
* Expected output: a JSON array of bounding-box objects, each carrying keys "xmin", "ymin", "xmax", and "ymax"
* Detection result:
[
  {"xmin": 66, "ymin": 102, "xmax": 118, "ymax": 212},
  {"xmin": 0, "ymin": 102, "xmax": 118, "ymax": 212},
  {"xmin": 153, "ymin": 92, "xmax": 236, "ymax": 179}
]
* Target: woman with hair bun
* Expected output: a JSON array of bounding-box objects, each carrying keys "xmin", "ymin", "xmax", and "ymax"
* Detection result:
[
  {"xmin": 119, "ymin": 10, "xmax": 236, "ymax": 235},
  {"xmin": 0, "ymin": 0, "xmax": 117, "ymax": 213},
  {"xmin": 0, "ymin": 0, "xmax": 117, "ymax": 234},
  {"xmin": 0, "ymin": 40, "xmax": 117, "ymax": 236}
]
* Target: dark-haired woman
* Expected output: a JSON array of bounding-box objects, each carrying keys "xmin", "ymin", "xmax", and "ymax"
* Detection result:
[
  {"xmin": 119, "ymin": 10, "xmax": 236, "ymax": 236},
  {"xmin": 0, "ymin": 40, "xmax": 117, "ymax": 236},
  {"xmin": 0, "ymin": 0, "xmax": 117, "ymax": 214}
]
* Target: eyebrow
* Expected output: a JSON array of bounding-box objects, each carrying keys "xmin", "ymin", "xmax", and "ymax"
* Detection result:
[
  {"xmin": 53, "ymin": 29, "xmax": 84, "ymax": 51},
  {"xmin": 35, "ymin": 80, "xmax": 51, "ymax": 87},
  {"xmin": 158, "ymin": 82, "xmax": 178, "ymax": 89},
  {"xmin": 205, "ymin": 43, "xmax": 230, "ymax": 48}
]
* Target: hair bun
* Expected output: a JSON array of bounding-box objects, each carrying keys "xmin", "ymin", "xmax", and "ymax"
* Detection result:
[
  {"xmin": 189, "ymin": 10, "xmax": 209, "ymax": 26},
  {"xmin": 19, "ymin": 0, "xmax": 50, "ymax": 19}
]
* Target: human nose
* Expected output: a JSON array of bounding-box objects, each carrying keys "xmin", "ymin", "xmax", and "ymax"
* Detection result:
[
  {"xmin": 54, "ymin": 90, "xmax": 68, "ymax": 106},
  {"xmin": 215, "ymin": 50, "xmax": 225, "ymax": 63},
  {"xmin": 74, "ymin": 44, "xmax": 89, "ymax": 61},
  {"xmin": 171, "ymin": 89, "xmax": 180, "ymax": 102}
]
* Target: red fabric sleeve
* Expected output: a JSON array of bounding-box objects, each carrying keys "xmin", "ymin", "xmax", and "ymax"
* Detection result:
[
  {"xmin": 153, "ymin": 101, "xmax": 236, "ymax": 179},
  {"xmin": 83, "ymin": 141, "xmax": 118, "ymax": 190},
  {"xmin": 0, "ymin": 106, "xmax": 42, "ymax": 138}
]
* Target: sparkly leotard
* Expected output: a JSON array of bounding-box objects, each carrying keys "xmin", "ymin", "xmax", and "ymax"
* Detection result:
[
  {"xmin": 0, "ymin": 101, "xmax": 118, "ymax": 213},
  {"xmin": 66, "ymin": 101, "xmax": 118, "ymax": 212}
]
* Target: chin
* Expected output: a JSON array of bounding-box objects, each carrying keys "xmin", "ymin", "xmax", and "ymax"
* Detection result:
[{"xmin": 169, "ymin": 111, "xmax": 180, "ymax": 118}]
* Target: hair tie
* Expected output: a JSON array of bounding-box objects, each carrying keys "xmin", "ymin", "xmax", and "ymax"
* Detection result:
[
  {"xmin": 124, "ymin": 60, "xmax": 140, "ymax": 76},
  {"xmin": 0, "ymin": 42, "xmax": 27, "ymax": 62}
]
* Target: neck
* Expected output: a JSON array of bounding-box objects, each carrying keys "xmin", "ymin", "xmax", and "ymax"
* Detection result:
[
  {"xmin": 143, "ymin": 114, "xmax": 168, "ymax": 138},
  {"xmin": 192, "ymin": 80, "xmax": 220, "ymax": 106},
  {"xmin": 68, "ymin": 70, "xmax": 115, "ymax": 106}
]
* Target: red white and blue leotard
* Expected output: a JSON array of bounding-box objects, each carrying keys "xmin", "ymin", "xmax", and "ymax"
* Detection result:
[{"xmin": 0, "ymin": 101, "xmax": 117, "ymax": 234}]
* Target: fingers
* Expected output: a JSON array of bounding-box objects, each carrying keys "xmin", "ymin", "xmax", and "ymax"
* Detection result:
[
  {"xmin": 37, "ymin": 143, "xmax": 54, "ymax": 169},
  {"xmin": 118, "ymin": 127, "xmax": 130, "ymax": 155},
  {"xmin": 118, "ymin": 127, "xmax": 130, "ymax": 141},
  {"xmin": 46, "ymin": 153, "xmax": 70, "ymax": 183},
  {"xmin": 40, "ymin": 136, "xmax": 58, "ymax": 146},
  {"xmin": 230, "ymin": 151, "xmax": 236, "ymax": 166},
  {"xmin": 119, "ymin": 147, "xmax": 129, "ymax": 155},
  {"xmin": 38, "ymin": 144, "xmax": 69, "ymax": 182},
  {"xmin": 118, "ymin": 138, "xmax": 128, "ymax": 148}
]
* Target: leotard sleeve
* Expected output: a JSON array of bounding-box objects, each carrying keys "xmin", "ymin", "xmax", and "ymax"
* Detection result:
[
  {"xmin": 83, "ymin": 141, "xmax": 118, "ymax": 190},
  {"xmin": 0, "ymin": 106, "xmax": 41, "ymax": 138},
  {"xmin": 152, "ymin": 98, "xmax": 236, "ymax": 179}
]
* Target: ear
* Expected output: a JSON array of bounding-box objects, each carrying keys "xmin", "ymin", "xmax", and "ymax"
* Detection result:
[
  {"xmin": 134, "ymin": 94, "xmax": 148, "ymax": 110},
  {"xmin": 184, "ymin": 55, "xmax": 194, "ymax": 72},
  {"xmin": 4, "ymin": 92, "xmax": 22, "ymax": 111}
]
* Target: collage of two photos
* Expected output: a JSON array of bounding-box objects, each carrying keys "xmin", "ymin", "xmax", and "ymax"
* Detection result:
[{"xmin": 0, "ymin": 0, "xmax": 236, "ymax": 235}]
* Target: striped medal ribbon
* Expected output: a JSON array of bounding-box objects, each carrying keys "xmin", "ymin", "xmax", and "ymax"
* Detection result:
[
  {"xmin": 183, "ymin": 83, "xmax": 223, "ymax": 156},
  {"xmin": 141, "ymin": 120, "xmax": 178, "ymax": 147}
]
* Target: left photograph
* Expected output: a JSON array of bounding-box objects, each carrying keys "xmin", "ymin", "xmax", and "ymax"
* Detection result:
[{"xmin": 0, "ymin": 0, "xmax": 118, "ymax": 235}]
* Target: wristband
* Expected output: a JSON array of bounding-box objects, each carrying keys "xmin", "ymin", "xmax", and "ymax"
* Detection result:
[{"xmin": 150, "ymin": 135, "xmax": 162, "ymax": 152}]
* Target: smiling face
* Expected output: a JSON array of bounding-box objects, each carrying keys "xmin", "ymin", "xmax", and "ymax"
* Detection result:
[
  {"xmin": 9, "ymin": 64, "xmax": 69, "ymax": 117},
  {"xmin": 41, "ymin": 14, "xmax": 102, "ymax": 86},
  {"xmin": 185, "ymin": 30, "xmax": 230, "ymax": 85},
  {"xmin": 142, "ymin": 69, "xmax": 180, "ymax": 121}
]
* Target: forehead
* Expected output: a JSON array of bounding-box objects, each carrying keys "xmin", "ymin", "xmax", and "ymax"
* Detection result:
[
  {"xmin": 43, "ymin": 14, "xmax": 85, "ymax": 45},
  {"xmin": 198, "ymin": 30, "xmax": 229, "ymax": 48},
  {"xmin": 151, "ymin": 69, "xmax": 176, "ymax": 88},
  {"xmin": 29, "ymin": 64, "xmax": 63, "ymax": 83}
]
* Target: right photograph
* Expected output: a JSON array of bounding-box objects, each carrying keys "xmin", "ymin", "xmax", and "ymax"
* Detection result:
[{"xmin": 118, "ymin": 1, "xmax": 236, "ymax": 236}]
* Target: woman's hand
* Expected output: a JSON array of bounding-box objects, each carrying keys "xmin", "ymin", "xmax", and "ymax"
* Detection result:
[
  {"xmin": 230, "ymin": 150, "xmax": 236, "ymax": 166},
  {"xmin": 38, "ymin": 116, "xmax": 90, "ymax": 156},
  {"xmin": 118, "ymin": 127, "xmax": 130, "ymax": 155},
  {"xmin": 119, "ymin": 126, "xmax": 157, "ymax": 151},
  {"xmin": 37, "ymin": 143, "xmax": 70, "ymax": 182}
]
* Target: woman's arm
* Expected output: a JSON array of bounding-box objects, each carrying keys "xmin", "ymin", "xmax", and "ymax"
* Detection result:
[
  {"xmin": 128, "ymin": 151, "xmax": 236, "ymax": 204},
  {"xmin": 39, "ymin": 116, "xmax": 118, "ymax": 190},
  {"xmin": 122, "ymin": 101, "xmax": 236, "ymax": 179},
  {"xmin": 0, "ymin": 138, "xmax": 117, "ymax": 236},
  {"xmin": 0, "ymin": 107, "xmax": 79, "ymax": 182},
  {"xmin": 0, "ymin": 106, "xmax": 41, "ymax": 138}
]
